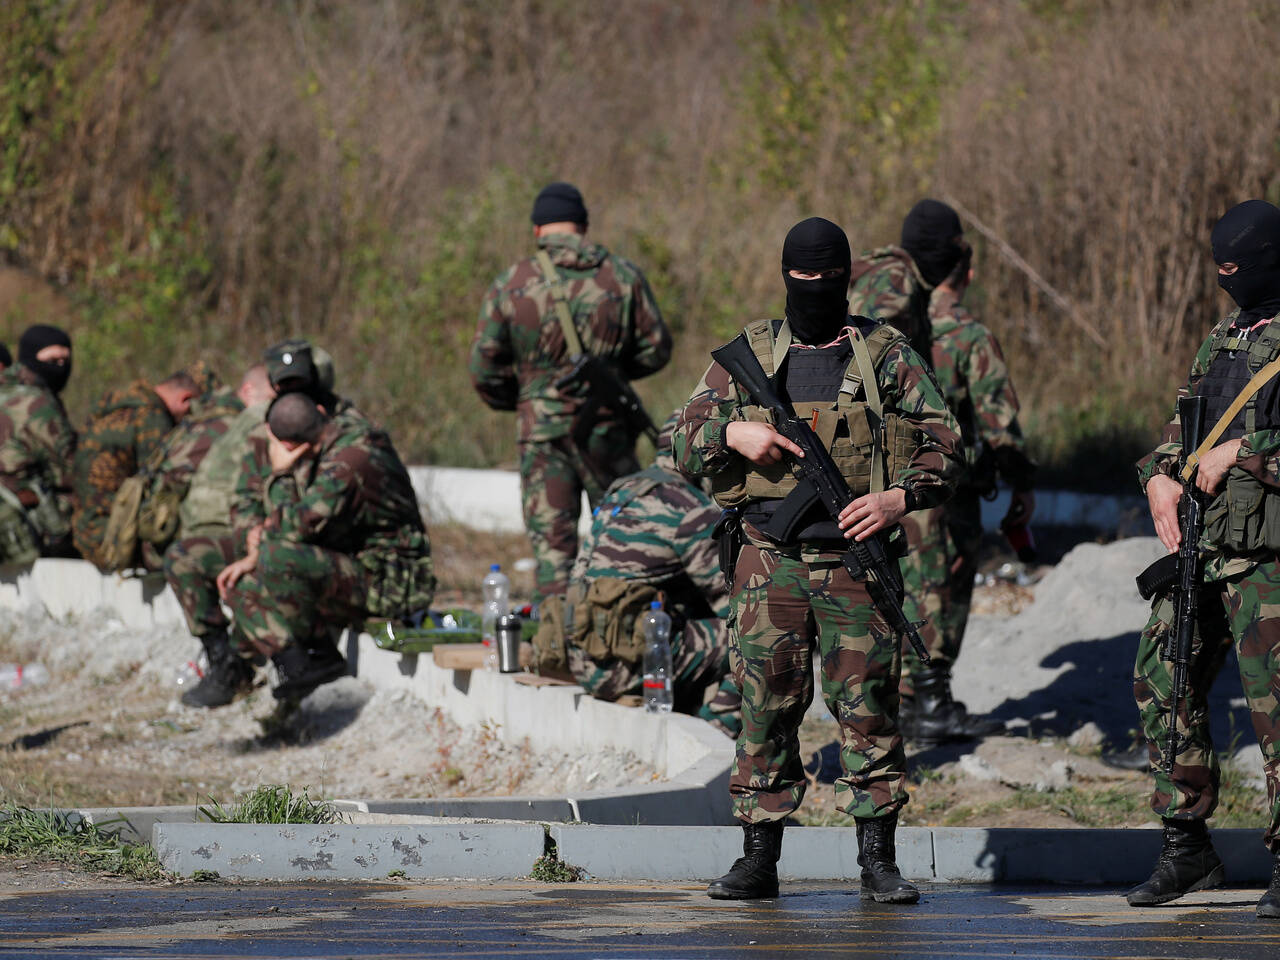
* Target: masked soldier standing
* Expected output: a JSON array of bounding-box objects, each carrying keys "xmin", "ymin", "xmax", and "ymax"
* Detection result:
[
  {"xmin": 674, "ymin": 217, "xmax": 963, "ymax": 903},
  {"xmin": 0, "ymin": 325, "xmax": 76, "ymax": 561},
  {"xmin": 1127, "ymin": 200, "xmax": 1280, "ymax": 918},
  {"xmin": 470, "ymin": 182, "xmax": 672, "ymax": 601}
]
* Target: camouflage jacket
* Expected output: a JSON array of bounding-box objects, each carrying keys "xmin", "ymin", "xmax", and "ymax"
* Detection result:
[
  {"xmin": 150, "ymin": 386, "xmax": 244, "ymax": 503},
  {"xmin": 469, "ymin": 231, "xmax": 671, "ymax": 443},
  {"xmin": 674, "ymin": 321, "xmax": 964, "ymax": 514},
  {"xmin": 261, "ymin": 416, "xmax": 434, "ymax": 616},
  {"xmin": 570, "ymin": 464, "xmax": 729, "ymax": 622},
  {"xmin": 0, "ymin": 365, "xmax": 76, "ymax": 524},
  {"xmin": 72, "ymin": 380, "xmax": 175, "ymax": 560},
  {"xmin": 929, "ymin": 288, "xmax": 1032, "ymax": 490},
  {"xmin": 180, "ymin": 401, "xmax": 266, "ymax": 537},
  {"xmin": 848, "ymin": 245, "xmax": 933, "ymax": 362}
]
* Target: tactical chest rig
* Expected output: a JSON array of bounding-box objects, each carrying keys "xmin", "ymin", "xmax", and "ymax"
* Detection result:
[
  {"xmin": 1188, "ymin": 315, "xmax": 1280, "ymax": 553},
  {"xmin": 710, "ymin": 318, "xmax": 919, "ymax": 544}
]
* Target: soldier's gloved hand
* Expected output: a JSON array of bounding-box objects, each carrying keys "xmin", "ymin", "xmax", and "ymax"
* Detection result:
[
  {"xmin": 725, "ymin": 421, "xmax": 805, "ymax": 465},
  {"xmin": 838, "ymin": 489, "xmax": 907, "ymax": 541},
  {"xmin": 1146, "ymin": 473, "xmax": 1182, "ymax": 553}
]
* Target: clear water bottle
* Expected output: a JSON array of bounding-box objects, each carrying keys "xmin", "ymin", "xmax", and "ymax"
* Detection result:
[
  {"xmin": 0, "ymin": 662, "xmax": 50, "ymax": 691},
  {"xmin": 481, "ymin": 564, "xmax": 510, "ymax": 672},
  {"xmin": 174, "ymin": 652, "xmax": 208, "ymax": 691},
  {"xmin": 642, "ymin": 601, "xmax": 674, "ymax": 714}
]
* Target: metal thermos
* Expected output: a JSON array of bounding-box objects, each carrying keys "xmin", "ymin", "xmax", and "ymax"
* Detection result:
[{"xmin": 496, "ymin": 613, "xmax": 523, "ymax": 673}]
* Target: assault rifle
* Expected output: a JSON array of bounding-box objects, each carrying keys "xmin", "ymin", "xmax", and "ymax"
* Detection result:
[
  {"xmin": 556, "ymin": 354, "xmax": 659, "ymax": 446},
  {"xmin": 711, "ymin": 334, "xmax": 930, "ymax": 664},
  {"xmin": 1135, "ymin": 394, "xmax": 1207, "ymax": 775}
]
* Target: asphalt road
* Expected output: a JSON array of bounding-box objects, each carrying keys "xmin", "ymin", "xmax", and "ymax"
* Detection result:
[{"xmin": 2, "ymin": 880, "xmax": 1278, "ymax": 959}]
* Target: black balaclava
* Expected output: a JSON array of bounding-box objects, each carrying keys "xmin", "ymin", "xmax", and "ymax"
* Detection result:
[
  {"xmin": 781, "ymin": 217, "xmax": 851, "ymax": 345},
  {"xmin": 900, "ymin": 198, "xmax": 965, "ymax": 288},
  {"xmin": 0, "ymin": 344, "xmax": 11, "ymax": 368},
  {"xmin": 18, "ymin": 324, "xmax": 72, "ymax": 394},
  {"xmin": 531, "ymin": 182, "xmax": 588, "ymax": 227},
  {"xmin": 1211, "ymin": 200, "xmax": 1280, "ymax": 325}
]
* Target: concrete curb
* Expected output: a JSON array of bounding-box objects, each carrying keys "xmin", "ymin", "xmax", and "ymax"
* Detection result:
[
  {"xmin": 143, "ymin": 821, "xmax": 1276, "ymax": 884},
  {"xmin": 1, "ymin": 559, "xmax": 734, "ymax": 826}
]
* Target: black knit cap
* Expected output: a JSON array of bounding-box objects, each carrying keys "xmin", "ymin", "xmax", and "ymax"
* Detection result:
[
  {"xmin": 0, "ymin": 344, "xmax": 11, "ymax": 368},
  {"xmin": 531, "ymin": 182, "xmax": 588, "ymax": 227},
  {"xmin": 901, "ymin": 198, "xmax": 965, "ymax": 287}
]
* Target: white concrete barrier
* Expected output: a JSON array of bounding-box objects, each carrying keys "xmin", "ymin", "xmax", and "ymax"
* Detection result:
[{"xmin": 0, "ymin": 559, "xmax": 733, "ymax": 826}]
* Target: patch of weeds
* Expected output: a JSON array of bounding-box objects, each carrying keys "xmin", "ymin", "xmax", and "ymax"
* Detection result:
[
  {"xmin": 189, "ymin": 869, "xmax": 220, "ymax": 882},
  {"xmin": 529, "ymin": 835, "xmax": 584, "ymax": 883},
  {"xmin": 386, "ymin": 868, "xmax": 406, "ymax": 879},
  {"xmin": 0, "ymin": 804, "xmax": 169, "ymax": 881},
  {"xmin": 199, "ymin": 784, "xmax": 344, "ymax": 825},
  {"xmin": 440, "ymin": 766, "xmax": 464, "ymax": 788},
  {"xmin": 911, "ymin": 764, "xmax": 944, "ymax": 784}
]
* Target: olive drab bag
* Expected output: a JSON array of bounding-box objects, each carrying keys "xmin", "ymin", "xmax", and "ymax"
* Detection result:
[
  {"xmin": 100, "ymin": 473, "xmax": 149, "ymax": 572},
  {"xmin": 0, "ymin": 487, "xmax": 39, "ymax": 566},
  {"xmin": 709, "ymin": 319, "xmax": 921, "ymax": 509},
  {"xmin": 531, "ymin": 577, "xmax": 660, "ymax": 675}
]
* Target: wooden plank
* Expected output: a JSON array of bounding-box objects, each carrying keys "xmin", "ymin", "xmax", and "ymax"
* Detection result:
[
  {"xmin": 512, "ymin": 673, "xmax": 579, "ymax": 688},
  {"xmin": 614, "ymin": 694, "xmax": 643, "ymax": 708},
  {"xmin": 431, "ymin": 643, "xmax": 487, "ymax": 671}
]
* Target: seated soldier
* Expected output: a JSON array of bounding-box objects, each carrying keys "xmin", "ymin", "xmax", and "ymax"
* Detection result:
[
  {"xmin": 0, "ymin": 325, "xmax": 76, "ymax": 562},
  {"xmin": 536, "ymin": 418, "xmax": 741, "ymax": 736},
  {"xmin": 217, "ymin": 392, "xmax": 434, "ymax": 703},
  {"xmin": 72, "ymin": 368, "xmax": 200, "ymax": 569}
]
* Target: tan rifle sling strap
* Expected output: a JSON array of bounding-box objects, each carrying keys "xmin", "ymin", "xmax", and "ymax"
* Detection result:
[
  {"xmin": 846, "ymin": 326, "xmax": 887, "ymax": 494},
  {"xmin": 535, "ymin": 249, "xmax": 585, "ymax": 357},
  {"xmin": 1181, "ymin": 354, "xmax": 1280, "ymax": 482}
]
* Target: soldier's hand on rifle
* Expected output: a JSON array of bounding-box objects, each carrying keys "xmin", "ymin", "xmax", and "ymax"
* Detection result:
[
  {"xmin": 838, "ymin": 488, "xmax": 908, "ymax": 541},
  {"xmin": 726, "ymin": 421, "xmax": 805, "ymax": 465},
  {"xmin": 1194, "ymin": 439, "xmax": 1243, "ymax": 496},
  {"xmin": 1147, "ymin": 473, "xmax": 1183, "ymax": 553}
]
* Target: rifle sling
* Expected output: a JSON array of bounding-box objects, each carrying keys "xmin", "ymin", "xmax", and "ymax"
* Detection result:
[
  {"xmin": 847, "ymin": 327, "xmax": 886, "ymax": 494},
  {"xmin": 1181, "ymin": 355, "xmax": 1280, "ymax": 482},
  {"xmin": 535, "ymin": 249, "xmax": 586, "ymax": 358}
]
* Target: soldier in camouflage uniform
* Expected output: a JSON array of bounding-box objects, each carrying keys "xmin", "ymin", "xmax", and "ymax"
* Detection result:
[
  {"xmin": 1127, "ymin": 200, "xmax": 1280, "ymax": 917},
  {"xmin": 0, "ymin": 325, "xmax": 75, "ymax": 562},
  {"xmin": 470, "ymin": 182, "xmax": 671, "ymax": 601},
  {"xmin": 159, "ymin": 365, "xmax": 277, "ymax": 707},
  {"xmin": 676, "ymin": 218, "xmax": 963, "ymax": 904},
  {"xmin": 556, "ymin": 416, "xmax": 740, "ymax": 736},
  {"xmin": 218, "ymin": 392, "xmax": 434, "ymax": 702},
  {"xmin": 865, "ymin": 202, "xmax": 1038, "ymax": 745},
  {"xmin": 72, "ymin": 368, "xmax": 201, "ymax": 569}
]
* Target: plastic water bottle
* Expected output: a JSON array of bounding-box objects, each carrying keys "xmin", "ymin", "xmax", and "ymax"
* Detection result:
[
  {"xmin": 642, "ymin": 601, "xmax": 674, "ymax": 714},
  {"xmin": 174, "ymin": 652, "xmax": 208, "ymax": 691},
  {"xmin": 0, "ymin": 662, "xmax": 50, "ymax": 691},
  {"xmin": 481, "ymin": 564, "xmax": 510, "ymax": 671}
]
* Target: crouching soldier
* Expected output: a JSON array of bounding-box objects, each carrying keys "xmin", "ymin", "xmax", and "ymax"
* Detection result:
[
  {"xmin": 675, "ymin": 217, "xmax": 963, "ymax": 904},
  {"xmin": 217, "ymin": 393, "xmax": 434, "ymax": 703},
  {"xmin": 0, "ymin": 325, "xmax": 76, "ymax": 562},
  {"xmin": 533, "ymin": 416, "xmax": 741, "ymax": 736}
]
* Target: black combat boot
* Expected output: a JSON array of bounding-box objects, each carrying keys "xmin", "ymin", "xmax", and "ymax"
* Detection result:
[
  {"xmin": 855, "ymin": 815, "xmax": 920, "ymax": 904},
  {"xmin": 1126, "ymin": 818, "xmax": 1225, "ymax": 906},
  {"xmin": 271, "ymin": 641, "xmax": 348, "ymax": 703},
  {"xmin": 1258, "ymin": 851, "xmax": 1280, "ymax": 919},
  {"xmin": 706, "ymin": 821, "xmax": 783, "ymax": 900},
  {"xmin": 180, "ymin": 631, "xmax": 253, "ymax": 709},
  {"xmin": 900, "ymin": 667, "xmax": 1003, "ymax": 745}
]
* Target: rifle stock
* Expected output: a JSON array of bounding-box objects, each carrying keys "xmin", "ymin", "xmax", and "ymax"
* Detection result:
[
  {"xmin": 710, "ymin": 333, "xmax": 930, "ymax": 664},
  {"xmin": 1164, "ymin": 394, "xmax": 1207, "ymax": 775}
]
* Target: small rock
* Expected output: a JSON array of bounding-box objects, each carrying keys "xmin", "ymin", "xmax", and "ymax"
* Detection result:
[
  {"xmin": 957, "ymin": 753, "xmax": 1000, "ymax": 782},
  {"xmin": 1067, "ymin": 722, "xmax": 1105, "ymax": 749}
]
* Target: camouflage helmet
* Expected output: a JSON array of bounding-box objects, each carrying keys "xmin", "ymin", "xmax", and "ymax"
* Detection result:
[{"xmin": 181, "ymin": 360, "xmax": 222, "ymax": 398}]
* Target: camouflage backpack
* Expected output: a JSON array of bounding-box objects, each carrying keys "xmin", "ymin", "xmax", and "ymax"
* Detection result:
[{"xmin": 100, "ymin": 473, "xmax": 148, "ymax": 572}]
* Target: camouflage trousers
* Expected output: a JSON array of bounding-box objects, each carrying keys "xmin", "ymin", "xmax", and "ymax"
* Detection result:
[
  {"xmin": 729, "ymin": 537, "xmax": 906, "ymax": 824},
  {"xmin": 163, "ymin": 530, "xmax": 237, "ymax": 639},
  {"xmin": 226, "ymin": 538, "xmax": 367, "ymax": 658},
  {"xmin": 1133, "ymin": 559, "xmax": 1280, "ymax": 851},
  {"xmin": 519, "ymin": 432, "xmax": 639, "ymax": 602},
  {"xmin": 899, "ymin": 491, "xmax": 983, "ymax": 693},
  {"xmin": 567, "ymin": 616, "xmax": 743, "ymax": 737}
]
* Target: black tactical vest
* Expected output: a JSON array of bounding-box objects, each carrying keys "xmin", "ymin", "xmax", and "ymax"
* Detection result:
[{"xmin": 1198, "ymin": 317, "xmax": 1280, "ymax": 437}]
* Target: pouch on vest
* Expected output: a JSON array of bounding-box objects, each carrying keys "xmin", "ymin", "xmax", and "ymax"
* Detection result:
[
  {"xmin": 0, "ymin": 498, "xmax": 38, "ymax": 566},
  {"xmin": 532, "ymin": 594, "xmax": 570, "ymax": 674},
  {"xmin": 361, "ymin": 551, "xmax": 437, "ymax": 621},
  {"xmin": 100, "ymin": 474, "xmax": 148, "ymax": 572},
  {"xmin": 1202, "ymin": 467, "xmax": 1280, "ymax": 553},
  {"xmin": 579, "ymin": 577, "xmax": 660, "ymax": 663}
]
